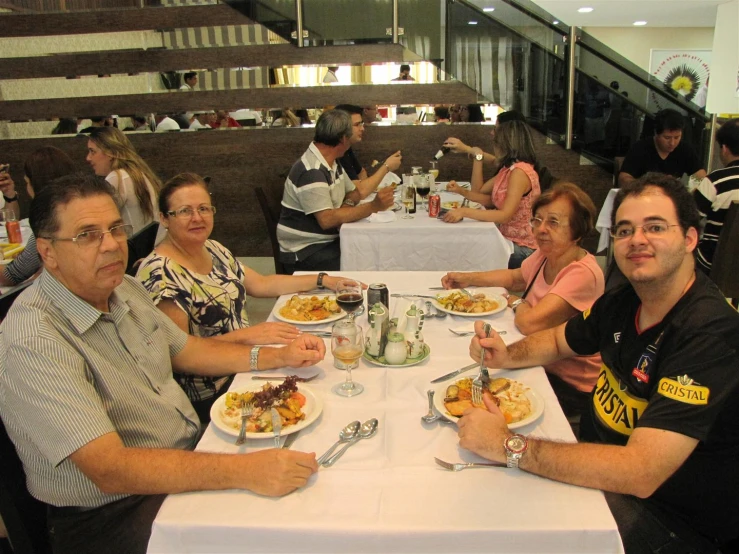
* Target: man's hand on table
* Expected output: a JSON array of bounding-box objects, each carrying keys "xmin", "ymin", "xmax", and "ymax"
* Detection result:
[
  {"xmin": 371, "ymin": 186, "xmax": 395, "ymax": 212},
  {"xmin": 276, "ymin": 334, "xmax": 326, "ymax": 368},
  {"xmin": 241, "ymin": 449, "xmax": 318, "ymax": 497},
  {"xmin": 457, "ymin": 393, "xmax": 510, "ymax": 463},
  {"xmin": 240, "ymin": 322, "xmax": 301, "ymax": 345},
  {"xmin": 441, "ymin": 272, "xmax": 472, "ymax": 289},
  {"xmin": 469, "ymin": 320, "xmax": 508, "ymax": 368}
]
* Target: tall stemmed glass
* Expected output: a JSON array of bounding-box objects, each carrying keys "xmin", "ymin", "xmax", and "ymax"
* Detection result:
[
  {"xmin": 331, "ymin": 320, "xmax": 364, "ymax": 397},
  {"xmin": 401, "ymin": 184, "xmax": 415, "ymax": 219},
  {"xmin": 335, "ymin": 279, "xmax": 363, "ymax": 321}
]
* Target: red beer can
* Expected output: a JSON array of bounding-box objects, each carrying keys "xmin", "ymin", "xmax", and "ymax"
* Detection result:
[
  {"xmin": 6, "ymin": 220, "xmax": 22, "ymax": 244},
  {"xmin": 428, "ymin": 194, "xmax": 440, "ymax": 218}
]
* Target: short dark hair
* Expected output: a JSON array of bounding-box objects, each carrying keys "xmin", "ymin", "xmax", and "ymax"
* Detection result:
[
  {"xmin": 532, "ymin": 182, "xmax": 595, "ymax": 242},
  {"xmin": 30, "ymin": 173, "xmax": 115, "ymax": 238},
  {"xmin": 159, "ymin": 172, "xmax": 209, "ymax": 214},
  {"xmin": 434, "ymin": 106, "xmax": 450, "ymax": 120},
  {"xmin": 24, "ymin": 146, "xmax": 76, "ymax": 195},
  {"xmin": 400, "ymin": 64, "xmax": 411, "ymax": 73},
  {"xmin": 465, "ymin": 105, "xmax": 485, "ymax": 123},
  {"xmin": 654, "ymin": 109, "xmax": 685, "ymax": 134},
  {"xmin": 612, "ymin": 172, "xmax": 700, "ymax": 235},
  {"xmin": 313, "ymin": 109, "xmax": 352, "ymax": 147},
  {"xmin": 334, "ymin": 104, "xmax": 363, "ymax": 116},
  {"xmin": 497, "ymin": 110, "xmax": 526, "ymax": 125},
  {"xmin": 184, "ymin": 72, "xmax": 197, "ymax": 81},
  {"xmin": 716, "ymin": 118, "xmax": 739, "ymax": 156}
]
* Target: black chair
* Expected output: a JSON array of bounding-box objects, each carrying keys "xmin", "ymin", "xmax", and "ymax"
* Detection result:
[
  {"xmin": 0, "ymin": 281, "xmax": 33, "ymax": 321},
  {"xmin": 710, "ymin": 201, "xmax": 739, "ymax": 309},
  {"xmin": 0, "ymin": 417, "xmax": 51, "ymax": 553},
  {"xmin": 254, "ymin": 187, "xmax": 287, "ymax": 275},
  {"xmin": 126, "ymin": 221, "xmax": 160, "ymax": 276}
]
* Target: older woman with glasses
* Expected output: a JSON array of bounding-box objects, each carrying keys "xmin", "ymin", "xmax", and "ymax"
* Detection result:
[
  {"xmin": 441, "ymin": 182, "xmax": 604, "ymax": 432},
  {"xmin": 137, "ymin": 173, "xmax": 346, "ymax": 422}
]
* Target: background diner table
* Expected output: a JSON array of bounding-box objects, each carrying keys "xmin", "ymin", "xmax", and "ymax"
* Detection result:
[
  {"xmin": 340, "ymin": 190, "xmax": 514, "ymax": 272},
  {"xmin": 148, "ymin": 271, "xmax": 623, "ymax": 554},
  {"xmin": 0, "ymin": 219, "xmax": 33, "ymax": 298}
]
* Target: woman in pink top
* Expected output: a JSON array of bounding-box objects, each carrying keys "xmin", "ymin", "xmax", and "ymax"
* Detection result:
[
  {"xmin": 442, "ymin": 183, "xmax": 604, "ymax": 434},
  {"xmin": 443, "ymin": 120, "xmax": 540, "ymax": 268}
]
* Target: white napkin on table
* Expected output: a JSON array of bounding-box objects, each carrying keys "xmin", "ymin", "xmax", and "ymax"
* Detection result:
[{"xmin": 367, "ymin": 211, "xmax": 396, "ymax": 223}]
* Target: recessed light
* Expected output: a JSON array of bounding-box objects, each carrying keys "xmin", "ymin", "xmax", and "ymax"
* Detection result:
[
  {"xmin": 578, "ymin": 6, "xmax": 593, "ymax": 13},
  {"xmin": 633, "ymin": 20, "xmax": 647, "ymax": 26},
  {"xmin": 553, "ymin": 20, "xmax": 559, "ymax": 24},
  {"xmin": 483, "ymin": 7, "xmax": 495, "ymax": 12},
  {"xmin": 468, "ymin": 20, "xmax": 478, "ymax": 25}
]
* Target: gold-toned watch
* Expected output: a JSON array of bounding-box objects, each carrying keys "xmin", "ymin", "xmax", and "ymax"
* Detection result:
[
  {"xmin": 474, "ymin": 152, "xmax": 484, "ymax": 162},
  {"xmin": 504, "ymin": 434, "xmax": 528, "ymax": 468}
]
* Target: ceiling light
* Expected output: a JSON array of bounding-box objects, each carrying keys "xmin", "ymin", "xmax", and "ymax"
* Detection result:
[
  {"xmin": 483, "ymin": 7, "xmax": 495, "ymax": 12},
  {"xmin": 578, "ymin": 6, "xmax": 593, "ymax": 13},
  {"xmin": 633, "ymin": 20, "xmax": 647, "ymax": 26},
  {"xmin": 468, "ymin": 20, "xmax": 478, "ymax": 25},
  {"xmin": 553, "ymin": 20, "xmax": 559, "ymax": 24}
]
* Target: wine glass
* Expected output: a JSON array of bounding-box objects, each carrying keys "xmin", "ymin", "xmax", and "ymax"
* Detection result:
[
  {"xmin": 401, "ymin": 184, "xmax": 415, "ymax": 219},
  {"xmin": 335, "ymin": 279, "xmax": 363, "ymax": 321},
  {"xmin": 331, "ymin": 320, "xmax": 364, "ymax": 397},
  {"xmin": 416, "ymin": 173, "xmax": 431, "ymax": 212},
  {"xmin": 429, "ymin": 161, "xmax": 440, "ymax": 193}
]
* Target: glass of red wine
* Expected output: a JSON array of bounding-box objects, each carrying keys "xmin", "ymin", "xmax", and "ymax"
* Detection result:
[
  {"xmin": 335, "ymin": 279, "xmax": 364, "ymax": 322},
  {"xmin": 415, "ymin": 173, "xmax": 431, "ymax": 212}
]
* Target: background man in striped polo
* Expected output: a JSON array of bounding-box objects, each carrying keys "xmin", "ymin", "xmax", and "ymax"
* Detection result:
[
  {"xmin": 0, "ymin": 175, "xmax": 324, "ymax": 554},
  {"xmin": 277, "ymin": 109, "xmax": 394, "ymax": 274}
]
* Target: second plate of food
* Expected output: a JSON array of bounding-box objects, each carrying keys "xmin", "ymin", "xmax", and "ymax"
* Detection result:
[
  {"xmin": 274, "ymin": 294, "xmax": 346, "ymax": 325},
  {"xmin": 433, "ymin": 288, "xmax": 507, "ymax": 317}
]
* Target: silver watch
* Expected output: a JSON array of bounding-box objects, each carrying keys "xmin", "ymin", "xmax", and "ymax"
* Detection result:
[
  {"xmin": 504, "ymin": 433, "xmax": 528, "ymax": 469},
  {"xmin": 510, "ymin": 298, "xmax": 526, "ymax": 312}
]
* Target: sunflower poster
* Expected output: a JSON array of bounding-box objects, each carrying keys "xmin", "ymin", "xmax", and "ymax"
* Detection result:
[{"xmin": 649, "ymin": 50, "xmax": 711, "ymax": 110}]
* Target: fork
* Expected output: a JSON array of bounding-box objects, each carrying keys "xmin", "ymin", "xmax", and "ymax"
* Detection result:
[
  {"xmin": 471, "ymin": 323, "xmax": 492, "ymax": 405},
  {"xmin": 449, "ymin": 328, "xmax": 505, "ymax": 337},
  {"xmin": 251, "ymin": 374, "xmax": 319, "ymax": 382},
  {"xmin": 434, "ymin": 457, "xmax": 506, "ymax": 471},
  {"xmin": 235, "ymin": 400, "xmax": 255, "ymax": 446}
]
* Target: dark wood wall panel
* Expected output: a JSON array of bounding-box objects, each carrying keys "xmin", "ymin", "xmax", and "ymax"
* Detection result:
[
  {"xmin": 3, "ymin": 44, "xmax": 416, "ymax": 80},
  {"xmin": 0, "ymin": 83, "xmax": 480, "ymax": 120},
  {"xmin": 1, "ymin": 125, "xmax": 612, "ymax": 258},
  {"xmin": 0, "ymin": 4, "xmax": 251, "ymax": 37}
]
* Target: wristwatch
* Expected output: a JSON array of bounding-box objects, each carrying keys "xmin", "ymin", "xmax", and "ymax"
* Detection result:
[
  {"xmin": 510, "ymin": 298, "xmax": 527, "ymax": 312},
  {"xmin": 316, "ymin": 272, "xmax": 328, "ymax": 289},
  {"xmin": 250, "ymin": 346, "xmax": 262, "ymax": 371},
  {"xmin": 504, "ymin": 433, "xmax": 528, "ymax": 468},
  {"xmin": 474, "ymin": 152, "xmax": 484, "ymax": 162}
]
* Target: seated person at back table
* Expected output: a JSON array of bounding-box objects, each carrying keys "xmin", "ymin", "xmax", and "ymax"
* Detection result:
[
  {"xmin": 0, "ymin": 174, "xmax": 324, "ymax": 554},
  {"xmin": 442, "ymin": 120, "xmax": 541, "ymax": 269},
  {"xmin": 277, "ymin": 109, "xmax": 394, "ymax": 273},
  {"xmin": 443, "ymin": 182, "xmax": 603, "ymax": 431},
  {"xmin": 334, "ymin": 104, "xmax": 402, "ymax": 189},
  {"xmin": 138, "ymin": 172, "xmax": 347, "ymax": 423},
  {"xmin": 459, "ymin": 172, "xmax": 739, "ymax": 554},
  {"xmin": 618, "ymin": 108, "xmax": 706, "ymax": 187}
]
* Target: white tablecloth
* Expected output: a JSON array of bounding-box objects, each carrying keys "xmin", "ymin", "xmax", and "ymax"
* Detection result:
[
  {"xmin": 341, "ymin": 193, "xmax": 514, "ymax": 271},
  {"xmin": 148, "ymin": 272, "xmax": 623, "ymax": 554}
]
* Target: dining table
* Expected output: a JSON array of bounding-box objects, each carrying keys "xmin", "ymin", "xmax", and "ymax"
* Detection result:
[
  {"xmin": 339, "ymin": 189, "xmax": 514, "ymax": 272},
  {"xmin": 147, "ymin": 271, "xmax": 624, "ymax": 554},
  {"xmin": 0, "ymin": 218, "xmax": 33, "ymax": 299}
]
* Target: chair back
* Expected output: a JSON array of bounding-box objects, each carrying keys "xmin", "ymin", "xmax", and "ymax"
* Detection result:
[
  {"xmin": 710, "ymin": 201, "xmax": 739, "ymax": 304},
  {"xmin": 254, "ymin": 187, "xmax": 287, "ymax": 275},
  {"xmin": 0, "ymin": 281, "xmax": 33, "ymax": 321},
  {"xmin": 0, "ymin": 417, "xmax": 51, "ymax": 553},
  {"xmin": 126, "ymin": 221, "xmax": 160, "ymax": 276}
]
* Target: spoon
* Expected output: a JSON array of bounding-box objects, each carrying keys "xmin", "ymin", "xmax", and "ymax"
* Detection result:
[
  {"xmin": 449, "ymin": 328, "xmax": 506, "ymax": 337},
  {"xmin": 421, "ymin": 390, "xmax": 438, "ymax": 423},
  {"xmin": 322, "ymin": 418, "xmax": 379, "ymax": 467},
  {"xmin": 316, "ymin": 420, "xmax": 360, "ymax": 465},
  {"xmin": 425, "ymin": 301, "xmax": 446, "ymax": 319}
]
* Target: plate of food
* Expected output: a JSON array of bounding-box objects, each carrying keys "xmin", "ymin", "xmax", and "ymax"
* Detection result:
[
  {"xmin": 210, "ymin": 376, "xmax": 323, "ymax": 438},
  {"xmin": 362, "ymin": 343, "xmax": 431, "ymax": 368},
  {"xmin": 274, "ymin": 294, "xmax": 345, "ymax": 325},
  {"xmin": 433, "ymin": 375, "xmax": 543, "ymax": 429},
  {"xmin": 433, "ymin": 289, "xmax": 507, "ymax": 317}
]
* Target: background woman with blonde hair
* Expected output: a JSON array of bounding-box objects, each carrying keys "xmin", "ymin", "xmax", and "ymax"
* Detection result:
[{"xmin": 86, "ymin": 126, "xmax": 162, "ymax": 233}]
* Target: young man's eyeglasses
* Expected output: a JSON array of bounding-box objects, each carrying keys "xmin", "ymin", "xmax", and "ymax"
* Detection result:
[
  {"xmin": 166, "ymin": 205, "xmax": 217, "ymax": 219},
  {"xmin": 41, "ymin": 224, "xmax": 133, "ymax": 248},
  {"xmin": 610, "ymin": 222, "xmax": 680, "ymax": 239}
]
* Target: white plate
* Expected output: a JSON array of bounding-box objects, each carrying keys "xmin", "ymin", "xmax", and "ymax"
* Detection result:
[
  {"xmin": 362, "ymin": 343, "xmax": 430, "ymax": 368},
  {"xmin": 210, "ymin": 382, "xmax": 323, "ymax": 439},
  {"xmin": 433, "ymin": 289, "xmax": 508, "ymax": 317},
  {"xmin": 274, "ymin": 295, "xmax": 346, "ymax": 326},
  {"xmin": 433, "ymin": 375, "xmax": 544, "ymax": 429}
]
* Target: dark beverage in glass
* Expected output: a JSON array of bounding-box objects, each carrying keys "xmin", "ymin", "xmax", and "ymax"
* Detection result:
[
  {"xmin": 336, "ymin": 293, "xmax": 363, "ymax": 314},
  {"xmin": 416, "ymin": 185, "xmax": 430, "ymax": 198}
]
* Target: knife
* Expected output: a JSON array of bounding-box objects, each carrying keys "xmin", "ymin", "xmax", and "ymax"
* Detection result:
[
  {"xmin": 282, "ymin": 431, "xmax": 299, "ymax": 450},
  {"xmin": 430, "ymin": 362, "xmax": 479, "ymax": 384},
  {"xmin": 270, "ymin": 408, "xmax": 282, "ymax": 449}
]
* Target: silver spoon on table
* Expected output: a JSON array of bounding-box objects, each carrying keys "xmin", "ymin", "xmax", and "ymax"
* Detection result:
[
  {"xmin": 421, "ymin": 390, "xmax": 439, "ymax": 423},
  {"xmin": 316, "ymin": 421, "xmax": 360, "ymax": 465},
  {"xmin": 322, "ymin": 418, "xmax": 379, "ymax": 467}
]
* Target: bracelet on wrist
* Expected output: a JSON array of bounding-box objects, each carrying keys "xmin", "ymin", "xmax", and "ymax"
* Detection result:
[
  {"xmin": 250, "ymin": 346, "xmax": 262, "ymax": 371},
  {"xmin": 3, "ymin": 193, "xmax": 18, "ymax": 203}
]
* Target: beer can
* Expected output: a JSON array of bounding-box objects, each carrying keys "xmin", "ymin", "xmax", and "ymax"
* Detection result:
[
  {"xmin": 428, "ymin": 194, "xmax": 440, "ymax": 217},
  {"xmin": 6, "ymin": 220, "xmax": 22, "ymax": 244},
  {"xmin": 367, "ymin": 283, "xmax": 389, "ymax": 315}
]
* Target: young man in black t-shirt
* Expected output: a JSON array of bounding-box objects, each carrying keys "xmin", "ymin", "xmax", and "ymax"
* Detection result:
[{"xmin": 458, "ymin": 173, "xmax": 739, "ymax": 553}]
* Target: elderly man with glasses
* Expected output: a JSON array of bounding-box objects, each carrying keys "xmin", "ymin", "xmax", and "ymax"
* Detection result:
[{"xmin": 0, "ymin": 174, "xmax": 325, "ymax": 554}]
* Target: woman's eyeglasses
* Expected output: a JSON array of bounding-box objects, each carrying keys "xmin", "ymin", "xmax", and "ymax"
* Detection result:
[{"xmin": 166, "ymin": 205, "xmax": 217, "ymax": 219}]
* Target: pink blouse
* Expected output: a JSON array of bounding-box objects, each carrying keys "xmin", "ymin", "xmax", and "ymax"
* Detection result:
[
  {"xmin": 520, "ymin": 249, "xmax": 605, "ymax": 392},
  {"xmin": 491, "ymin": 162, "xmax": 540, "ymax": 249}
]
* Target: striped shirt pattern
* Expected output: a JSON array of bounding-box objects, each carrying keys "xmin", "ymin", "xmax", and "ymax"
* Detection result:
[
  {"xmin": 0, "ymin": 272, "xmax": 199, "ymax": 507},
  {"xmin": 694, "ymin": 160, "xmax": 739, "ymax": 272},
  {"xmin": 3, "ymin": 234, "xmax": 40, "ymax": 285},
  {"xmin": 277, "ymin": 143, "xmax": 355, "ymax": 259}
]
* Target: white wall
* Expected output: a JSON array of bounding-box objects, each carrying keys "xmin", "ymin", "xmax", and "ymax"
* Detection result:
[{"xmin": 583, "ymin": 27, "xmax": 715, "ymax": 73}]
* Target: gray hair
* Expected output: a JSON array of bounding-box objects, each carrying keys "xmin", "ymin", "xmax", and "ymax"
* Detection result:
[{"xmin": 314, "ymin": 109, "xmax": 352, "ymax": 147}]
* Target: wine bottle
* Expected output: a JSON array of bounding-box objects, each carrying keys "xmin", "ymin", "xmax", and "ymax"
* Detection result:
[
  {"xmin": 409, "ymin": 187, "xmax": 417, "ymax": 214},
  {"xmin": 434, "ymin": 146, "xmax": 451, "ymax": 160}
]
